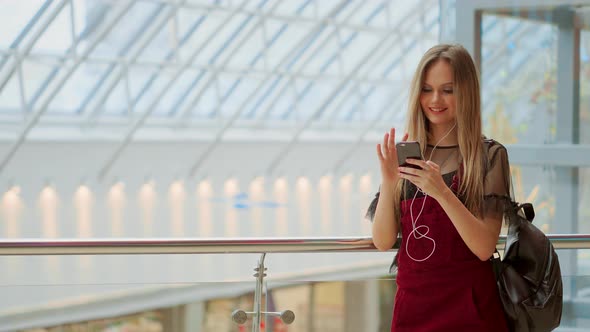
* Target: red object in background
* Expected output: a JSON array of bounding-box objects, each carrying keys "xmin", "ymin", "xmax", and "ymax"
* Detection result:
[{"xmin": 273, "ymin": 317, "xmax": 288, "ymax": 332}]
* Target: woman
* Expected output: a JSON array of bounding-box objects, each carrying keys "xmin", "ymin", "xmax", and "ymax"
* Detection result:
[{"xmin": 367, "ymin": 44, "xmax": 512, "ymax": 331}]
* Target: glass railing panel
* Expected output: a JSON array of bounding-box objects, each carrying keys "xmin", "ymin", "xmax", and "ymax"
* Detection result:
[
  {"xmin": 0, "ymin": 245, "xmax": 589, "ymax": 331},
  {"xmin": 3, "ymin": 276, "xmax": 588, "ymax": 332},
  {"xmin": 0, "ymin": 281, "xmax": 257, "ymax": 332},
  {"xmin": 0, "ymin": 251, "xmax": 394, "ymax": 331},
  {"xmin": 556, "ymin": 275, "xmax": 590, "ymax": 331}
]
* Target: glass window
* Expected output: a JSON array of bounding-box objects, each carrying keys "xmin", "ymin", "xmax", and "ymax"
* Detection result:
[
  {"xmin": 509, "ymin": 165, "xmax": 561, "ymax": 233},
  {"xmin": 482, "ymin": 15, "xmax": 558, "ymax": 144}
]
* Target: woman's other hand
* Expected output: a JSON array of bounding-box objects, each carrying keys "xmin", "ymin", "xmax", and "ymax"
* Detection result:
[
  {"xmin": 377, "ymin": 128, "xmax": 408, "ymax": 184},
  {"xmin": 398, "ymin": 159, "xmax": 450, "ymax": 200}
]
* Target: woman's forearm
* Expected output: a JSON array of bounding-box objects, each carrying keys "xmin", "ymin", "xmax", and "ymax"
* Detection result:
[
  {"xmin": 372, "ymin": 181, "xmax": 399, "ymax": 251},
  {"xmin": 435, "ymin": 187, "xmax": 502, "ymax": 260}
]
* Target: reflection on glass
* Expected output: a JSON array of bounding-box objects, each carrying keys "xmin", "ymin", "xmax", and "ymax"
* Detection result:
[
  {"xmin": 139, "ymin": 181, "xmax": 156, "ymax": 237},
  {"xmin": 169, "ymin": 181, "xmax": 186, "ymax": 237},
  {"xmin": 108, "ymin": 182, "xmax": 126, "ymax": 237},
  {"xmin": 359, "ymin": 173, "xmax": 373, "ymax": 234},
  {"xmin": 249, "ymin": 177, "xmax": 265, "ymax": 236},
  {"xmin": 2, "ymin": 186, "xmax": 23, "ymax": 238},
  {"xmin": 40, "ymin": 186, "xmax": 59, "ymax": 238},
  {"xmin": 198, "ymin": 180, "xmax": 213, "ymax": 237},
  {"xmin": 225, "ymin": 178, "xmax": 239, "ymax": 237},
  {"xmin": 296, "ymin": 177, "xmax": 311, "ymax": 236},
  {"xmin": 339, "ymin": 174, "xmax": 353, "ymax": 234},
  {"xmin": 273, "ymin": 177, "xmax": 288, "ymax": 237},
  {"xmin": 75, "ymin": 185, "xmax": 93, "ymax": 238},
  {"xmin": 318, "ymin": 175, "xmax": 333, "ymax": 236}
]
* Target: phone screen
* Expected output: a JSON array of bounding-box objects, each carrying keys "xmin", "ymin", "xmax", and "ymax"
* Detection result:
[{"xmin": 396, "ymin": 141, "xmax": 423, "ymax": 169}]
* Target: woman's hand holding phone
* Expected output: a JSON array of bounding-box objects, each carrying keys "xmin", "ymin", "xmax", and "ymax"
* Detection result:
[
  {"xmin": 376, "ymin": 128, "xmax": 408, "ymax": 185},
  {"xmin": 398, "ymin": 159, "xmax": 449, "ymax": 201}
]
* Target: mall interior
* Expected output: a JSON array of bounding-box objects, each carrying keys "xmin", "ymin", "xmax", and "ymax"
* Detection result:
[{"xmin": 0, "ymin": 0, "xmax": 589, "ymax": 331}]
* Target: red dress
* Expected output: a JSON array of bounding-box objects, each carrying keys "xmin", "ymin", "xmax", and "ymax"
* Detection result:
[{"xmin": 391, "ymin": 174, "xmax": 508, "ymax": 332}]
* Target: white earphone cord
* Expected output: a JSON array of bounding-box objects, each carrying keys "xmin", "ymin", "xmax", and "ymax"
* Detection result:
[{"xmin": 405, "ymin": 122, "xmax": 457, "ymax": 262}]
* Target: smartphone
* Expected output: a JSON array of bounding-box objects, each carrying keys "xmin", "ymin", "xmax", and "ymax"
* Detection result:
[{"xmin": 396, "ymin": 141, "xmax": 423, "ymax": 169}]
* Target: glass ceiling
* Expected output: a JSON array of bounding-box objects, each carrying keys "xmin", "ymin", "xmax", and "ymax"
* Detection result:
[
  {"xmin": 1, "ymin": 0, "xmax": 581, "ymax": 143},
  {"xmin": 0, "ymin": 0, "xmax": 440, "ymax": 139}
]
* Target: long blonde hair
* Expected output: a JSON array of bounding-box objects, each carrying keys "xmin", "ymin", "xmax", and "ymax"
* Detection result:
[{"xmin": 394, "ymin": 44, "xmax": 485, "ymax": 223}]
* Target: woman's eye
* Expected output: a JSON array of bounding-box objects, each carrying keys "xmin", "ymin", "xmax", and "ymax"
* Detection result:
[
  {"xmin": 443, "ymin": 89, "xmax": 453, "ymax": 94},
  {"xmin": 421, "ymin": 88, "xmax": 432, "ymax": 92}
]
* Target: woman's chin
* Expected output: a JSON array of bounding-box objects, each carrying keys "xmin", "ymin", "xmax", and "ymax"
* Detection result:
[{"xmin": 425, "ymin": 116, "xmax": 455, "ymax": 126}]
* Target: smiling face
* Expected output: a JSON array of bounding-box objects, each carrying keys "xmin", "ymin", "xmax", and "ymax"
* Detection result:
[{"xmin": 420, "ymin": 59, "xmax": 457, "ymax": 131}]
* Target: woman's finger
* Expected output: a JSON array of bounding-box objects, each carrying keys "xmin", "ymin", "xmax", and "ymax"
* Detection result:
[
  {"xmin": 398, "ymin": 172, "xmax": 419, "ymax": 184},
  {"xmin": 425, "ymin": 160, "xmax": 439, "ymax": 169},
  {"xmin": 398, "ymin": 166, "xmax": 420, "ymax": 176},
  {"xmin": 405, "ymin": 158, "xmax": 431, "ymax": 169},
  {"xmin": 402, "ymin": 132, "xmax": 409, "ymax": 142},
  {"xmin": 376, "ymin": 144, "xmax": 385, "ymax": 163},
  {"xmin": 383, "ymin": 132, "xmax": 389, "ymax": 151},
  {"xmin": 388, "ymin": 128, "xmax": 395, "ymax": 150}
]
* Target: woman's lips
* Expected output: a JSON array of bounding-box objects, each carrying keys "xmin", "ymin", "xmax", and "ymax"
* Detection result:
[{"xmin": 429, "ymin": 107, "xmax": 447, "ymax": 113}]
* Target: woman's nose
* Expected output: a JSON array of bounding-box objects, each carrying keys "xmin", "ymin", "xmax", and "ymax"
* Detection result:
[{"xmin": 432, "ymin": 91, "xmax": 441, "ymax": 103}]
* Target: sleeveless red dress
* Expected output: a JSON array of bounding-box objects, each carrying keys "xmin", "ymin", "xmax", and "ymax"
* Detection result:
[{"xmin": 391, "ymin": 174, "xmax": 508, "ymax": 332}]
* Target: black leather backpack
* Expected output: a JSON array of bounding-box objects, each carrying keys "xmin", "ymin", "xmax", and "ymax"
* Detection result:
[{"xmin": 492, "ymin": 202, "xmax": 563, "ymax": 331}]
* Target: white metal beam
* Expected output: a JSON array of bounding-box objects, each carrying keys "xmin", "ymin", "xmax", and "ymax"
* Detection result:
[
  {"xmin": 16, "ymin": 61, "xmax": 27, "ymax": 118},
  {"xmin": 554, "ymin": 6, "xmax": 581, "ymax": 287},
  {"xmin": 456, "ymin": 0, "xmax": 482, "ymax": 69},
  {"xmin": 68, "ymin": 0, "xmax": 78, "ymax": 58}
]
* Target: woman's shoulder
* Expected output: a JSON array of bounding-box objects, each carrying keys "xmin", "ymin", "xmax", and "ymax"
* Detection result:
[
  {"xmin": 482, "ymin": 137, "xmax": 508, "ymax": 156},
  {"xmin": 482, "ymin": 137, "xmax": 505, "ymax": 148},
  {"xmin": 482, "ymin": 137, "xmax": 510, "ymax": 170}
]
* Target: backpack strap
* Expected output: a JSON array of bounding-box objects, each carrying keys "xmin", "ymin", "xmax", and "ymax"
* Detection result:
[{"xmin": 519, "ymin": 202, "xmax": 535, "ymax": 222}]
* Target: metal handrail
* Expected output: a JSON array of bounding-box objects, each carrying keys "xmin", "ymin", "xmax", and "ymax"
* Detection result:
[{"xmin": 1, "ymin": 234, "xmax": 589, "ymax": 256}]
